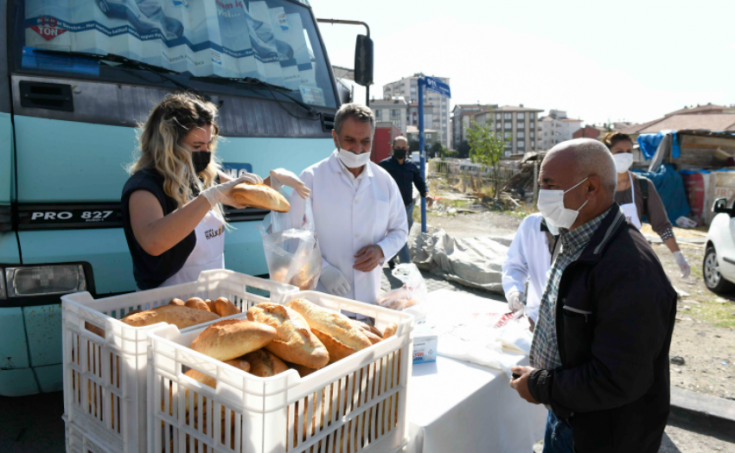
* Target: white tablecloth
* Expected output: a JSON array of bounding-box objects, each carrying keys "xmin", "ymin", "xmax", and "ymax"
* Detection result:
[{"xmin": 406, "ymin": 290, "xmax": 547, "ymax": 453}]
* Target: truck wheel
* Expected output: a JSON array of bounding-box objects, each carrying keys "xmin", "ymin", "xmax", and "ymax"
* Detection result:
[{"xmin": 703, "ymin": 246, "xmax": 735, "ymax": 294}]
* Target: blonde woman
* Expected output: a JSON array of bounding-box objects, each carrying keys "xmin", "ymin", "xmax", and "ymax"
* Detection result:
[{"xmin": 121, "ymin": 92, "xmax": 309, "ymax": 290}]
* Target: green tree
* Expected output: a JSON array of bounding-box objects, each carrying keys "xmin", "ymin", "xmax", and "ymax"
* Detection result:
[
  {"xmin": 467, "ymin": 119, "xmax": 506, "ymax": 198},
  {"xmin": 458, "ymin": 140, "xmax": 471, "ymax": 158},
  {"xmin": 430, "ymin": 141, "xmax": 443, "ymax": 158}
]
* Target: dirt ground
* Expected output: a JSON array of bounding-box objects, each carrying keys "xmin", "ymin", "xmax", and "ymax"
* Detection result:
[{"xmin": 422, "ymin": 203, "xmax": 735, "ymax": 401}]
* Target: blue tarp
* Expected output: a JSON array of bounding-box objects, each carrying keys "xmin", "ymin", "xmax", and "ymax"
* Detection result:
[
  {"xmin": 632, "ymin": 163, "xmax": 690, "ymax": 224},
  {"xmin": 637, "ymin": 131, "xmax": 680, "ymax": 160}
]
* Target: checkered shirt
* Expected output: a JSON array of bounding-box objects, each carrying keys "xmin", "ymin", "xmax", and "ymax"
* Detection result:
[{"xmin": 529, "ymin": 209, "xmax": 611, "ymax": 371}]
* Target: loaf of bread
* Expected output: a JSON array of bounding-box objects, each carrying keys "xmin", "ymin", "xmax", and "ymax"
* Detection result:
[
  {"xmin": 231, "ymin": 183, "xmax": 290, "ymax": 213},
  {"xmin": 169, "ymin": 298, "xmax": 185, "ymax": 306},
  {"xmin": 214, "ymin": 297, "xmax": 240, "ymax": 317},
  {"xmin": 244, "ymin": 350, "xmax": 288, "ymax": 377},
  {"xmin": 185, "ymin": 297, "xmax": 210, "ymax": 312},
  {"xmin": 189, "ymin": 319, "xmax": 276, "ymax": 361},
  {"xmin": 383, "ymin": 323, "xmax": 397, "ymax": 339},
  {"xmin": 289, "ymin": 362, "xmax": 317, "ymax": 378},
  {"xmin": 205, "ymin": 299, "xmax": 217, "ymax": 313},
  {"xmin": 286, "ymin": 299, "xmax": 372, "ymax": 362},
  {"xmin": 123, "ymin": 309, "xmax": 143, "ymax": 318},
  {"xmin": 121, "ymin": 304, "xmax": 220, "ymax": 329},
  {"xmin": 350, "ymin": 321, "xmax": 382, "ymax": 345},
  {"xmin": 351, "ymin": 320, "xmax": 383, "ymax": 339},
  {"xmin": 247, "ymin": 303, "xmax": 329, "ymax": 369}
]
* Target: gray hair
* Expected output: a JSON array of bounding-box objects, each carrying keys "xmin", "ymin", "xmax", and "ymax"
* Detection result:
[
  {"xmin": 334, "ymin": 103, "xmax": 375, "ymax": 135},
  {"xmin": 550, "ymin": 138, "xmax": 618, "ymax": 194}
]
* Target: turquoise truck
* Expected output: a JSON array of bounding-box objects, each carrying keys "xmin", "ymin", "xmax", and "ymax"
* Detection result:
[{"xmin": 0, "ymin": 0, "xmax": 369, "ymax": 396}]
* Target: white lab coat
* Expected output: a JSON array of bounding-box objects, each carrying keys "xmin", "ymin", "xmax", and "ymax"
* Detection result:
[
  {"xmin": 501, "ymin": 213, "xmax": 556, "ymax": 323},
  {"xmin": 289, "ymin": 150, "xmax": 408, "ymax": 308}
]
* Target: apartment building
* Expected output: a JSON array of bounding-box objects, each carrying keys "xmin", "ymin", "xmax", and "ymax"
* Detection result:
[
  {"xmin": 473, "ymin": 105, "xmax": 543, "ymax": 157},
  {"xmin": 451, "ymin": 104, "xmax": 496, "ymax": 149},
  {"xmin": 538, "ymin": 109, "xmax": 583, "ymax": 150},
  {"xmin": 383, "ymin": 73, "xmax": 451, "ymax": 148},
  {"xmin": 370, "ymin": 98, "xmax": 408, "ymax": 133}
]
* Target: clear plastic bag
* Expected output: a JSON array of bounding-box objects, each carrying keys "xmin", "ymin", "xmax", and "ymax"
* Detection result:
[
  {"xmin": 260, "ymin": 198, "xmax": 322, "ymax": 291},
  {"xmin": 376, "ymin": 263, "xmax": 427, "ymax": 311}
]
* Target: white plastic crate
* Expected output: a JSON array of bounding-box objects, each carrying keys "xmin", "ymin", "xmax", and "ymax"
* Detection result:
[
  {"xmin": 61, "ymin": 270, "xmax": 298, "ymax": 453},
  {"xmin": 65, "ymin": 417, "xmax": 115, "ymax": 453},
  {"xmin": 147, "ymin": 290, "xmax": 414, "ymax": 453}
]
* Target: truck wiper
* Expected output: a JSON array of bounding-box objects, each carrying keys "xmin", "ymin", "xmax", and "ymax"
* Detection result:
[
  {"xmin": 32, "ymin": 49, "xmax": 204, "ymax": 98},
  {"xmin": 191, "ymin": 75, "xmax": 318, "ymax": 119}
]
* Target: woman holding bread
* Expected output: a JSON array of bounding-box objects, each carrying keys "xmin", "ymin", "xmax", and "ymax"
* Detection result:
[{"xmin": 122, "ymin": 92, "xmax": 309, "ymax": 290}]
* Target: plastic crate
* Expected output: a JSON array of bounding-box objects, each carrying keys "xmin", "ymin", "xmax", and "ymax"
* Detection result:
[
  {"xmin": 61, "ymin": 270, "xmax": 298, "ymax": 453},
  {"xmin": 65, "ymin": 417, "xmax": 115, "ymax": 453},
  {"xmin": 147, "ymin": 290, "xmax": 414, "ymax": 453}
]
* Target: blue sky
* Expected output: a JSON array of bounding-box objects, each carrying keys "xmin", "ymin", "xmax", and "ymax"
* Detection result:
[{"xmin": 313, "ymin": 0, "xmax": 735, "ymax": 126}]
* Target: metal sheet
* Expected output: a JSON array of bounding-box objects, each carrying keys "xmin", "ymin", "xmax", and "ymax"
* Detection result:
[{"xmin": 24, "ymin": 303, "xmax": 62, "ymax": 367}]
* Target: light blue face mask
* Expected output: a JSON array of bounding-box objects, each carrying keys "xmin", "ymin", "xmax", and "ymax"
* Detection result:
[{"xmin": 537, "ymin": 177, "xmax": 589, "ymax": 230}]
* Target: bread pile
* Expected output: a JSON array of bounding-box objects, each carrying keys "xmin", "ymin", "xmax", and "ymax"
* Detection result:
[{"xmin": 163, "ymin": 299, "xmax": 398, "ymax": 451}]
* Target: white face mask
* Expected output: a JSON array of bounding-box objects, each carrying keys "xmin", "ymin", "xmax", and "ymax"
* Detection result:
[
  {"xmin": 537, "ymin": 177, "xmax": 589, "ymax": 230},
  {"xmin": 613, "ymin": 153, "xmax": 634, "ymax": 174},
  {"xmin": 336, "ymin": 137, "xmax": 371, "ymax": 169}
]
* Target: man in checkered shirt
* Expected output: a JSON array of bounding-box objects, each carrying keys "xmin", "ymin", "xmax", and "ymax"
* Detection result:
[{"xmin": 510, "ymin": 139, "xmax": 677, "ymax": 453}]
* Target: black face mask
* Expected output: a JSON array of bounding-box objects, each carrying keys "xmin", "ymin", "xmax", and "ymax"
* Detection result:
[
  {"xmin": 393, "ymin": 149, "xmax": 408, "ymax": 160},
  {"xmin": 191, "ymin": 151, "xmax": 211, "ymax": 174}
]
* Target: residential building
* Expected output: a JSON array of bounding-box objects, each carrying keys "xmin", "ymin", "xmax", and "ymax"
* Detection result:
[
  {"xmin": 450, "ymin": 104, "xmax": 496, "ymax": 149},
  {"xmin": 383, "ymin": 73, "xmax": 451, "ymax": 148},
  {"xmin": 538, "ymin": 110, "xmax": 583, "ymax": 150},
  {"xmin": 406, "ymin": 125, "xmax": 440, "ymax": 148},
  {"xmin": 618, "ymin": 103, "xmax": 735, "ymax": 140},
  {"xmin": 474, "ymin": 104, "xmax": 543, "ymax": 158},
  {"xmin": 369, "ymin": 98, "xmax": 408, "ymax": 134},
  {"xmin": 573, "ymin": 125, "xmax": 606, "ymax": 140}
]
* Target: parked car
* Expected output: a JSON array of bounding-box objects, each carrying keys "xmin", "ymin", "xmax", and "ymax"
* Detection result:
[{"xmin": 704, "ymin": 198, "xmax": 735, "ymax": 293}]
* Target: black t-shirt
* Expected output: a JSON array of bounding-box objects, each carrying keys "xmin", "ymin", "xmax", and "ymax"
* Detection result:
[{"xmin": 121, "ymin": 169, "xmax": 196, "ymax": 290}]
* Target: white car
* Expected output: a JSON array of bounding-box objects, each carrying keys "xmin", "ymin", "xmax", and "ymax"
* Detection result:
[{"xmin": 704, "ymin": 197, "xmax": 735, "ymax": 293}]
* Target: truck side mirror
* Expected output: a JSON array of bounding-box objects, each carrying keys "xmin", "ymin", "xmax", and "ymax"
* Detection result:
[
  {"xmin": 354, "ymin": 35, "xmax": 373, "ymax": 87},
  {"xmin": 712, "ymin": 197, "xmax": 731, "ymax": 214}
]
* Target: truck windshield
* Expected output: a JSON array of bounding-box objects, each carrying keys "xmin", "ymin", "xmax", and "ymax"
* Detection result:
[{"xmin": 17, "ymin": 0, "xmax": 335, "ymax": 107}]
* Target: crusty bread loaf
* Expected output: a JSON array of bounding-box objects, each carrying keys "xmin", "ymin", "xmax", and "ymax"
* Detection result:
[
  {"xmin": 231, "ymin": 183, "xmax": 290, "ymax": 213},
  {"xmin": 244, "ymin": 350, "xmax": 288, "ymax": 377},
  {"xmin": 189, "ymin": 319, "xmax": 276, "ymax": 362},
  {"xmin": 123, "ymin": 309, "xmax": 143, "ymax": 318},
  {"xmin": 351, "ymin": 320, "xmax": 383, "ymax": 339},
  {"xmin": 351, "ymin": 323, "xmax": 382, "ymax": 345},
  {"xmin": 121, "ymin": 304, "xmax": 220, "ymax": 329},
  {"xmin": 169, "ymin": 298, "xmax": 185, "ymax": 306},
  {"xmin": 311, "ymin": 329, "xmax": 357, "ymax": 363},
  {"xmin": 205, "ymin": 299, "xmax": 217, "ymax": 313},
  {"xmin": 214, "ymin": 297, "xmax": 240, "ymax": 317},
  {"xmin": 383, "ymin": 323, "xmax": 397, "ymax": 339},
  {"xmin": 247, "ymin": 303, "xmax": 329, "ymax": 369},
  {"xmin": 286, "ymin": 299, "xmax": 372, "ymax": 351},
  {"xmin": 185, "ymin": 297, "xmax": 210, "ymax": 312}
]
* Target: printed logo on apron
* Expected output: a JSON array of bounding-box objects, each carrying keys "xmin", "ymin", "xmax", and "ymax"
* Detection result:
[
  {"xmin": 160, "ymin": 210, "xmax": 226, "ymax": 287},
  {"xmin": 621, "ymin": 172, "xmax": 643, "ymax": 230}
]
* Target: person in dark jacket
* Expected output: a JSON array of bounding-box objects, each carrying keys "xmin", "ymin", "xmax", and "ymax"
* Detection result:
[
  {"xmin": 510, "ymin": 139, "xmax": 677, "ymax": 453},
  {"xmin": 379, "ymin": 136, "xmax": 428, "ymax": 266}
]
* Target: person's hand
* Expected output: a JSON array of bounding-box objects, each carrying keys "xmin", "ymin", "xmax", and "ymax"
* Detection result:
[
  {"xmin": 200, "ymin": 173, "xmax": 263, "ymax": 208},
  {"xmin": 673, "ymin": 251, "xmax": 691, "ymax": 278},
  {"xmin": 270, "ymin": 168, "xmax": 311, "ymax": 199},
  {"xmin": 354, "ymin": 245, "xmax": 384, "ymax": 272},
  {"xmin": 510, "ymin": 366, "xmax": 539, "ymax": 404},
  {"xmin": 320, "ymin": 266, "xmax": 351, "ymax": 296},
  {"xmin": 507, "ymin": 290, "xmax": 525, "ymax": 312}
]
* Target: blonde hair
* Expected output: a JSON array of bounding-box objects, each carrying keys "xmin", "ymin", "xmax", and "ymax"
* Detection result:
[{"xmin": 129, "ymin": 92, "xmax": 225, "ymax": 220}]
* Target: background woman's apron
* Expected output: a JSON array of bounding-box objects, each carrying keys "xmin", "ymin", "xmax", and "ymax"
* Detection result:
[{"xmin": 620, "ymin": 172, "xmax": 643, "ymax": 230}]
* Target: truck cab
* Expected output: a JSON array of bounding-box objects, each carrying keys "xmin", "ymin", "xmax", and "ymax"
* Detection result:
[{"xmin": 0, "ymin": 0, "xmax": 343, "ymax": 396}]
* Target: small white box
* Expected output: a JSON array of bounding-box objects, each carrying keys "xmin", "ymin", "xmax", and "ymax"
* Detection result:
[{"xmin": 412, "ymin": 320, "xmax": 437, "ymax": 364}]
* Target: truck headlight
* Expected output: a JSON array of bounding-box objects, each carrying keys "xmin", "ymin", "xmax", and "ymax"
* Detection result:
[{"xmin": 5, "ymin": 265, "xmax": 87, "ymax": 297}]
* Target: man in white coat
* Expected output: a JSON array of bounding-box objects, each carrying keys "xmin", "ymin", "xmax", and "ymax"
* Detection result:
[
  {"xmin": 502, "ymin": 213, "xmax": 560, "ymax": 329},
  {"xmin": 290, "ymin": 104, "xmax": 408, "ymax": 320}
]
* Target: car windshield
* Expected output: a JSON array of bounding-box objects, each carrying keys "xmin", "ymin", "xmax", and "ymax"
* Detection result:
[{"xmin": 19, "ymin": 0, "xmax": 335, "ymax": 107}]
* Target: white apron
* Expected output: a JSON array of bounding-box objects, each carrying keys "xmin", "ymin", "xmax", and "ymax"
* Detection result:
[
  {"xmin": 621, "ymin": 172, "xmax": 643, "ymax": 230},
  {"xmin": 160, "ymin": 210, "xmax": 225, "ymax": 287}
]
